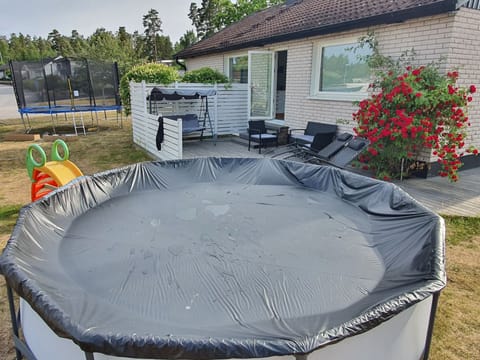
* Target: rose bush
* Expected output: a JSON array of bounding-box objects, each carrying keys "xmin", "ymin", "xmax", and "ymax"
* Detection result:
[{"xmin": 353, "ymin": 65, "xmax": 477, "ymax": 181}]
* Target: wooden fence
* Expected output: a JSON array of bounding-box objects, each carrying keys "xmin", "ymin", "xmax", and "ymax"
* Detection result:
[{"xmin": 130, "ymin": 81, "xmax": 248, "ymax": 160}]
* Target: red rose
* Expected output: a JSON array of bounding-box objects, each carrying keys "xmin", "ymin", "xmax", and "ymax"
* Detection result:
[
  {"xmin": 470, "ymin": 85, "xmax": 477, "ymax": 94},
  {"xmin": 412, "ymin": 68, "xmax": 421, "ymax": 76},
  {"xmin": 415, "ymin": 92, "xmax": 422, "ymax": 97}
]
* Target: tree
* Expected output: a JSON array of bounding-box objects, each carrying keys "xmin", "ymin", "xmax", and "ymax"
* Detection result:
[
  {"xmin": 8, "ymin": 33, "xmax": 42, "ymax": 61},
  {"xmin": 48, "ymin": 29, "xmax": 73, "ymax": 57},
  {"xmin": 0, "ymin": 36, "xmax": 10, "ymax": 64},
  {"xmin": 115, "ymin": 27, "xmax": 141, "ymax": 72},
  {"xmin": 142, "ymin": 9, "xmax": 163, "ymax": 61},
  {"xmin": 88, "ymin": 28, "xmax": 121, "ymax": 61},
  {"xmin": 70, "ymin": 30, "xmax": 88, "ymax": 55},
  {"xmin": 174, "ymin": 30, "xmax": 198, "ymax": 53},
  {"xmin": 34, "ymin": 37, "xmax": 56, "ymax": 59},
  {"xmin": 189, "ymin": 0, "xmax": 233, "ymax": 39},
  {"xmin": 156, "ymin": 35, "xmax": 174, "ymax": 59},
  {"xmin": 189, "ymin": 0, "xmax": 284, "ymax": 39}
]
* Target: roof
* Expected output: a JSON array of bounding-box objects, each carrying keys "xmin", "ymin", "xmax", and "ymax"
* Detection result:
[{"xmin": 177, "ymin": 0, "xmax": 460, "ymax": 59}]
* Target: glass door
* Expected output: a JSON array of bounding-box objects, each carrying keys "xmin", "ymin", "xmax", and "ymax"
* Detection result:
[{"xmin": 248, "ymin": 51, "xmax": 275, "ymax": 120}]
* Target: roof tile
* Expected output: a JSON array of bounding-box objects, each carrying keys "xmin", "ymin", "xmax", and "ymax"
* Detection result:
[{"xmin": 177, "ymin": 0, "xmax": 457, "ymax": 58}]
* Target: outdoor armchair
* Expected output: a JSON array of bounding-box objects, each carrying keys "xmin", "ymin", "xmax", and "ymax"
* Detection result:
[{"xmin": 248, "ymin": 120, "xmax": 278, "ymax": 154}]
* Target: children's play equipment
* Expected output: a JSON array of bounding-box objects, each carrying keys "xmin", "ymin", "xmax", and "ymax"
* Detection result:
[
  {"xmin": 10, "ymin": 57, "xmax": 122, "ymax": 134},
  {"xmin": 26, "ymin": 139, "xmax": 83, "ymax": 201}
]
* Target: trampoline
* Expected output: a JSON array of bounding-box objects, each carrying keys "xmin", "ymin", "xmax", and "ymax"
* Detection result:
[
  {"xmin": 9, "ymin": 57, "xmax": 122, "ymax": 134},
  {"xmin": 0, "ymin": 158, "xmax": 446, "ymax": 360}
]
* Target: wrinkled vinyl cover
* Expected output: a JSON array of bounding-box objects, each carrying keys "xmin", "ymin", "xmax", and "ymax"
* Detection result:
[{"xmin": 0, "ymin": 158, "xmax": 446, "ymax": 359}]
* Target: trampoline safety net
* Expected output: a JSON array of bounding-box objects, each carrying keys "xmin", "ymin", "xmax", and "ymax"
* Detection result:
[{"xmin": 9, "ymin": 57, "xmax": 121, "ymax": 113}]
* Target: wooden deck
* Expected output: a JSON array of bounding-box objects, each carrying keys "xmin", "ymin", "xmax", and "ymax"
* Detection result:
[
  {"xmin": 181, "ymin": 137, "xmax": 480, "ymax": 217},
  {"xmin": 395, "ymin": 167, "xmax": 480, "ymax": 217}
]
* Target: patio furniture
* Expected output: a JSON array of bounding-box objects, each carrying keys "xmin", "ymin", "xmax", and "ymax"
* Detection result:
[
  {"xmin": 316, "ymin": 132, "xmax": 354, "ymax": 160},
  {"xmin": 164, "ymin": 114, "xmax": 206, "ymax": 140},
  {"xmin": 303, "ymin": 135, "xmax": 369, "ymax": 168},
  {"xmin": 289, "ymin": 121, "xmax": 337, "ymax": 146},
  {"xmin": 327, "ymin": 137, "xmax": 370, "ymax": 168},
  {"xmin": 148, "ymin": 87, "xmax": 217, "ymax": 144},
  {"xmin": 248, "ymin": 120, "xmax": 278, "ymax": 154},
  {"xmin": 265, "ymin": 120, "xmax": 289, "ymax": 145}
]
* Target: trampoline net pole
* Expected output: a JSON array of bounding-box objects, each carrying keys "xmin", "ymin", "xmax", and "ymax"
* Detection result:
[{"xmin": 85, "ymin": 59, "xmax": 96, "ymax": 109}]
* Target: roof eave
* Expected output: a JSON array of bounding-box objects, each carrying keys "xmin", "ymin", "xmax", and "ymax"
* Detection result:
[{"xmin": 178, "ymin": 0, "xmax": 457, "ymax": 59}]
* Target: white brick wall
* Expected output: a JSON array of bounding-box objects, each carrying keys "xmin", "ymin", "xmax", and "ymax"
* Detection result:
[
  {"xmin": 448, "ymin": 8, "xmax": 480, "ymax": 151},
  {"xmin": 186, "ymin": 55, "xmax": 225, "ymax": 72},
  {"xmin": 283, "ymin": 13, "xmax": 457, "ymax": 131}
]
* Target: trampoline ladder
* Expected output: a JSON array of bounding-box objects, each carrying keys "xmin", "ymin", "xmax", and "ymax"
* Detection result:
[{"xmin": 72, "ymin": 112, "xmax": 87, "ymax": 136}]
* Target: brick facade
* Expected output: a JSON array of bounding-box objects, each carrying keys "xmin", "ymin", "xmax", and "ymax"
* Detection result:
[{"xmin": 184, "ymin": 8, "xmax": 480, "ymax": 166}]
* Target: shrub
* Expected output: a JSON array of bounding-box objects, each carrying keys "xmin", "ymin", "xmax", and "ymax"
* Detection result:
[
  {"xmin": 181, "ymin": 67, "xmax": 229, "ymax": 84},
  {"xmin": 353, "ymin": 65, "xmax": 477, "ymax": 182},
  {"xmin": 119, "ymin": 63, "xmax": 179, "ymax": 115}
]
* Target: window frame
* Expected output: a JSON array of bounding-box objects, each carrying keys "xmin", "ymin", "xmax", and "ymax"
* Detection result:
[
  {"xmin": 225, "ymin": 54, "xmax": 249, "ymax": 84},
  {"xmin": 310, "ymin": 37, "xmax": 371, "ymax": 102}
]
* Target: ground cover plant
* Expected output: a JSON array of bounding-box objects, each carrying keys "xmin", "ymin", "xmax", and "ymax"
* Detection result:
[{"xmin": 0, "ymin": 116, "xmax": 478, "ymax": 359}]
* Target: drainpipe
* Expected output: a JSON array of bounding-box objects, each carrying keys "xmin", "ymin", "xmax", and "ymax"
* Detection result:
[{"xmin": 175, "ymin": 57, "xmax": 187, "ymax": 71}]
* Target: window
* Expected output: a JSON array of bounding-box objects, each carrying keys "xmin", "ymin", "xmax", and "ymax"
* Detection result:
[
  {"xmin": 227, "ymin": 55, "xmax": 248, "ymax": 83},
  {"xmin": 312, "ymin": 40, "xmax": 372, "ymax": 101}
]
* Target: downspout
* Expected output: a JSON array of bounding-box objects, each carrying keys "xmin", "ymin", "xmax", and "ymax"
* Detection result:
[{"xmin": 175, "ymin": 57, "xmax": 187, "ymax": 71}]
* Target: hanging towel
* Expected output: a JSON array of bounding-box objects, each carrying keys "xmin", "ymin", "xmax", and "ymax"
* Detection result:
[{"xmin": 156, "ymin": 116, "xmax": 164, "ymax": 150}]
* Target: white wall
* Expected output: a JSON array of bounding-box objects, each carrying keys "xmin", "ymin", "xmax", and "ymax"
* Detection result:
[{"xmin": 447, "ymin": 7, "xmax": 480, "ymax": 150}]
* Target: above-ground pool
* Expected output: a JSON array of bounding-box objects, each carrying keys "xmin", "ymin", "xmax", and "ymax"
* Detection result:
[{"xmin": 0, "ymin": 158, "xmax": 446, "ymax": 360}]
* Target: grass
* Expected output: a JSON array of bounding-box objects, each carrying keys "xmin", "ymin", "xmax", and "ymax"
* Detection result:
[
  {"xmin": 443, "ymin": 215, "xmax": 480, "ymax": 245},
  {"xmin": 0, "ymin": 116, "xmax": 479, "ymax": 359},
  {"xmin": 0, "ymin": 205, "xmax": 23, "ymax": 235},
  {"xmin": 430, "ymin": 216, "xmax": 480, "ymax": 360}
]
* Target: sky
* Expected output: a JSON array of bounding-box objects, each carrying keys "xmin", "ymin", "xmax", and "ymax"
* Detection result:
[{"xmin": 0, "ymin": 0, "xmax": 195, "ymax": 43}]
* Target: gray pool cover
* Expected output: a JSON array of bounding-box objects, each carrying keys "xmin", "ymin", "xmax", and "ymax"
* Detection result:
[{"xmin": 0, "ymin": 158, "xmax": 446, "ymax": 358}]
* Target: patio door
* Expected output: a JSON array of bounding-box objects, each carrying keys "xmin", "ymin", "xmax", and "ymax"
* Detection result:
[{"xmin": 248, "ymin": 51, "xmax": 275, "ymax": 120}]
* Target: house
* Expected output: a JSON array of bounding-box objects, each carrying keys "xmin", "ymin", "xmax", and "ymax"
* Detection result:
[{"xmin": 177, "ymin": 0, "xmax": 480, "ymax": 172}]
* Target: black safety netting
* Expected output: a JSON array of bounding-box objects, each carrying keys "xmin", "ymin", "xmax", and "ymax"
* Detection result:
[{"xmin": 9, "ymin": 57, "xmax": 120, "ymax": 112}]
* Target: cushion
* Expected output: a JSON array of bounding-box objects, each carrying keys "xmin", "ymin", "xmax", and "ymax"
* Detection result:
[
  {"xmin": 250, "ymin": 134, "xmax": 277, "ymax": 140},
  {"xmin": 348, "ymin": 138, "xmax": 368, "ymax": 151},
  {"xmin": 290, "ymin": 134, "xmax": 314, "ymax": 143},
  {"xmin": 337, "ymin": 132, "xmax": 353, "ymax": 142},
  {"xmin": 305, "ymin": 122, "xmax": 337, "ymax": 136}
]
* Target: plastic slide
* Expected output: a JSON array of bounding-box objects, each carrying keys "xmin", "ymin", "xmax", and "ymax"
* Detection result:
[{"xmin": 26, "ymin": 139, "xmax": 83, "ymax": 201}]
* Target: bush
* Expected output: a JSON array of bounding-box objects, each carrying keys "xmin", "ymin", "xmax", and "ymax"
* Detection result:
[
  {"xmin": 181, "ymin": 67, "xmax": 229, "ymax": 84},
  {"xmin": 353, "ymin": 65, "xmax": 477, "ymax": 182},
  {"xmin": 120, "ymin": 63, "xmax": 180, "ymax": 115}
]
